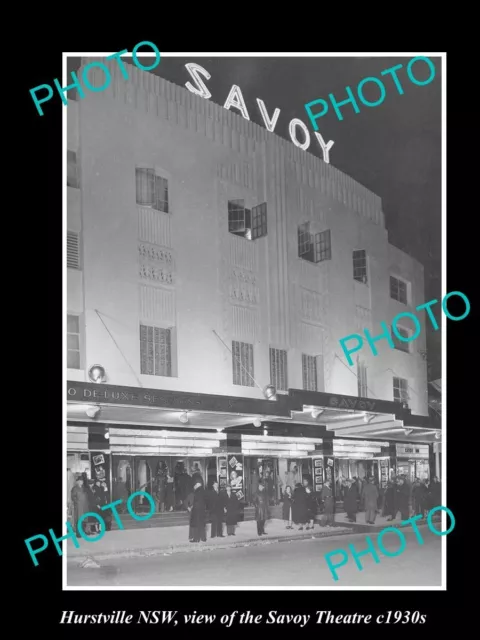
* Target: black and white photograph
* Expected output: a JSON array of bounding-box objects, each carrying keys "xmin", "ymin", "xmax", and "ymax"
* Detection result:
[{"xmin": 61, "ymin": 51, "xmax": 446, "ymax": 591}]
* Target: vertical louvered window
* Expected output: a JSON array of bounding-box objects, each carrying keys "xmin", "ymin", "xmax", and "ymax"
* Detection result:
[
  {"xmin": 140, "ymin": 325, "xmax": 172, "ymax": 376},
  {"xmin": 67, "ymin": 231, "xmax": 80, "ymax": 269},
  {"xmin": 302, "ymin": 354, "xmax": 317, "ymax": 391},
  {"xmin": 270, "ymin": 348, "xmax": 288, "ymax": 392},
  {"xmin": 232, "ymin": 340, "xmax": 255, "ymax": 386},
  {"xmin": 67, "ymin": 314, "xmax": 81, "ymax": 369},
  {"xmin": 357, "ymin": 359, "xmax": 368, "ymax": 397}
]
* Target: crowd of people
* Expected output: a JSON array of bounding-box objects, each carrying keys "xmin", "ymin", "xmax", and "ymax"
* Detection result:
[
  {"xmin": 342, "ymin": 474, "xmax": 442, "ymax": 524},
  {"xmin": 70, "ymin": 464, "xmax": 442, "ymax": 542},
  {"xmin": 70, "ymin": 472, "xmax": 113, "ymax": 538}
]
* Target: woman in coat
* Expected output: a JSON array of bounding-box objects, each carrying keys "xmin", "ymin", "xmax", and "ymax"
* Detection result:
[
  {"xmin": 282, "ymin": 485, "xmax": 294, "ymax": 529},
  {"xmin": 254, "ymin": 481, "xmax": 269, "ymax": 536},
  {"xmin": 320, "ymin": 480, "xmax": 335, "ymax": 526},
  {"xmin": 363, "ymin": 476, "xmax": 379, "ymax": 524},
  {"xmin": 188, "ymin": 482, "xmax": 207, "ymax": 542},
  {"xmin": 71, "ymin": 474, "xmax": 90, "ymax": 538},
  {"xmin": 305, "ymin": 485, "xmax": 317, "ymax": 530},
  {"xmin": 222, "ymin": 484, "xmax": 239, "ymax": 535},
  {"xmin": 292, "ymin": 482, "xmax": 308, "ymax": 530},
  {"xmin": 343, "ymin": 479, "xmax": 358, "ymax": 522}
]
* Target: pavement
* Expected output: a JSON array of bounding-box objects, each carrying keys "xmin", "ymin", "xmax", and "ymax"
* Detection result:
[
  {"xmin": 66, "ymin": 510, "xmax": 439, "ymax": 567},
  {"xmin": 66, "ymin": 527, "xmax": 443, "ymax": 587},
  {"xmin": 66, "ymin": 518, "xmax": 352, "ymax": 565}
]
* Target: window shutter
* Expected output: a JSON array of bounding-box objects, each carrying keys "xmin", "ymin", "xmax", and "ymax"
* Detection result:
[{"xmin": 67, "ymin": 231, "xmax": 80, "ymax": 269}]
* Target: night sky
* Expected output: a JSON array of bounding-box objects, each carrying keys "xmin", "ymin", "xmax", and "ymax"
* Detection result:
[{"xmin": 68, "ymin": 56, "xmax": 441, "ymax": 379}]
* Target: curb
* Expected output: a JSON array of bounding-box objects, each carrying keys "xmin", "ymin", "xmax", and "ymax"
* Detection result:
[{"xmin": 68, "ymin": 526, "xmax": 355, "ymax": 566}]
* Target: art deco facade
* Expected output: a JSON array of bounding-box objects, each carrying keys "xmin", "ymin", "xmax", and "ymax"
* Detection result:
[{"xmin": 66, "ymin": 59, "xmax": 440, "ymax": 520}]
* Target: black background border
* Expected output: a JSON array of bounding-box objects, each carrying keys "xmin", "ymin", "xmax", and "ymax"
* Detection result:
[{"xmin": 17, "ymin": 44, "xmax": 469, "ymax": 633}]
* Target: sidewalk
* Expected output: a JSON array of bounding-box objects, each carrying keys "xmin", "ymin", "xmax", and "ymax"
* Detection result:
[
  {"xmin": 334, "ymin": 511, "xmax": 441, "ymax": 533},
  {"xmin": 66, "ymin": 519, "xmax": 353, "ymax": 566}
]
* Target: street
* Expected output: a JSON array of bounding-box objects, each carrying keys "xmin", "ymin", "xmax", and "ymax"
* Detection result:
[{"xmin": 67, "ymin": 529, "xmax": 442, "ymax": 587}]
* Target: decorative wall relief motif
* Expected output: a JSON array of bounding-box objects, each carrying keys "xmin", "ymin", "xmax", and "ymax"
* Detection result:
[
  {"xmin": 138, "ymin": 242, "xmax": 175, "ymax": 285},
  {"xmin": 229, "ymin": 268, "xmax": 259, "ymax": 306}
]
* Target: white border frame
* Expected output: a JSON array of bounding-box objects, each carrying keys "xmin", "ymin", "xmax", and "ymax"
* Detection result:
[{"xmin": 62, "ymin": 51, "xmax": 447, "ymax": 591}]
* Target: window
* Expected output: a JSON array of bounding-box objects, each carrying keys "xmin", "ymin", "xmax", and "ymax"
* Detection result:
[
  {"xmin": 67, "ymin": 231, "xmax": 80, "ymax": 269},
  {"xmin": 390, "ymin": 275, "xmax": 408, "ymax": 304},
  {"xmin": 228, "ymin": 199, "xmax": 267, "ymax": 240},
  {"xmin": 232, "ymin": 340, "xmax": 255, "ymax": 387},
  {"xmin": 140, "ymin": 325, "xmax": 172, "ymax": 376},
  {"xmin": 353, "ymin": 250, "xmax": 368, "ymax": 284},
  {"xmin": 270, "ymin": 347, "xmax": 288, "ymax": 392},
  {"xmin": 392, "ymin": 326, "xmax": 410, "ymax": 353},
  {"xmin": 393, "ymin": 376, "xmax": 409, "ymax": 407},
  {"xmin": 67, "ymin": 314, "xmax": 81, "ymax": 369},
  {"xmin": 302, "ymin": 354, "xmax": 317, "ymax": 391},
  {"xmin": 298, "ymin": 223, "xmax": 331, "ymax": 263},
  {"xmin": 357, "ymin": 360, "xmax": 368, "ymax": 397},
  {"xmin": 135, "ymin": 168, "xmax": 169, "ymax": 213},
  {"xmin": 67, "ymin": 150, "xmax": 79, "ymax": 188}
]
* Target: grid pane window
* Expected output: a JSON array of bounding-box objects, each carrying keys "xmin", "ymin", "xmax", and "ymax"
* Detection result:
[
  {"xmin": 67, "ymin": 150, "xmax": 79, "ymax": 188},
  {"xmin": 229, "ymin": 200, "xmax": 267, "ymax": 240},
  {"xmin": 228, "ymin": 199, "xmax": 246, "ymax": 234},
  {"xmin": 390, "ymin": 275, "xmax": 408, "ymax": 304},
  {"xmin": 299, "ymin": 224, "xmax": 332, "ymax": 263},
  {"xmin": 136, "ymin": 168, "xmax": 169, "ymax": 213},
  {"xmin": 232, "ymin": 340, "xmax": 254, "ymax": 386},
  {"xmin": 393, "ymin": 376, "xmax": 409, "ymax": 406},
  {"xmin": 302, "ymin": 354, "xmax": 317, "ymax": 391},
  {"xmin": 298, "ymin": 222, "xmax": 312, "ymax": 256},
  {"xmin": 392, "ymin": 326, "xmax": 410, "ymax": 353},
  {"xmin": 140, "ymin": 325, "xmax": 172, "ymax": 377},
  {"xmin": 357, "ymin": 360, "xmax": 368, "ymax": 397},
  {"xmin": 67, "ymin": 314, "xmax": 81, "ymax": 369},
  {"xmin": 353, "ymin": 249, "xmax": 368, "ymax": 284},
  {"xmin": 270, "ymin": 348, "xmax": 288, "ymax": 392},
  {"xmin": 314, "ymin": 229, "xmax": 331, "ymax": 262},
  {"xmin": 251, "ymin": 202, "xmax": 267, "ymax": 240}
]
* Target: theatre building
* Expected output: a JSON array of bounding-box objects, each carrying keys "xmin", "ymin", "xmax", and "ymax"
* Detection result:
[{"xmin": 66, "ymin": 58, "xmax": 441, "ymax": 525}]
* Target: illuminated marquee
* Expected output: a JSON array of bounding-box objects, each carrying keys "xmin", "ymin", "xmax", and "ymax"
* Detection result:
[{"xmin": 184, "ymin": 62, "xmax": 334, "ymax": 164}]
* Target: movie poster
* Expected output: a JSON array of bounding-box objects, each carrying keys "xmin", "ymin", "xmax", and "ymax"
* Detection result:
[{"xmin": 228, "ymin": 454, "xmax": 244, "ymax": 500}]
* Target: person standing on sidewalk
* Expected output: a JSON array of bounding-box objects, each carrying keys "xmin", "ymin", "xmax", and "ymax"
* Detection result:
[
  {"xmin": 188, "ymin": 482, "xmax": 207, "ymax": 543},
  {"xmin": 384, "ymin": 479, "xmax": 396, "ymax": 520},
  {"xmin": 254, "ymin": 481, "xmax": 269, "ymax": 536},
  {"xmin": 71, "ymin": 474, "xmax": 90, "ymax": 538},
  {"xmin": 222, "ymin": 484, "xmax": 239, "ymax": 536},
  {"xmin": 344, "ymin": 479, "xmax": 358, "ymax": 523},
  {"xmin": 320, "ymin": 480, "xmax": 335, "ymax": 527},
  {"xmin": 305, "ymin": 483, "xmax": 317, "ymax": 530},
  {"xmin": 282, "ymin": 485, "xmax": 294, "ymax": 529},
  {"xmin": 292, "ymin": 482, "xmax": 308, "ymax": 531},
  {"xmin": 395, "ymin": 477, "xmax": 410, "ymax": 520},
  {"xmin": 154, "ymin": 470, "xmax": 167, "ymax": 513},
  {"xmin": 207, "ymin": 481, "xmax": 224, "ymax": 538},
  {"xmin": 363, "ymin": 476, "xmax": 379, "ymax": 524}
]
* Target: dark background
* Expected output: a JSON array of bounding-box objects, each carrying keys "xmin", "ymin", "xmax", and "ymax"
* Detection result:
[{"xmin": 68, "ymin": 55, "xmax": 442, "ymax": 380}]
